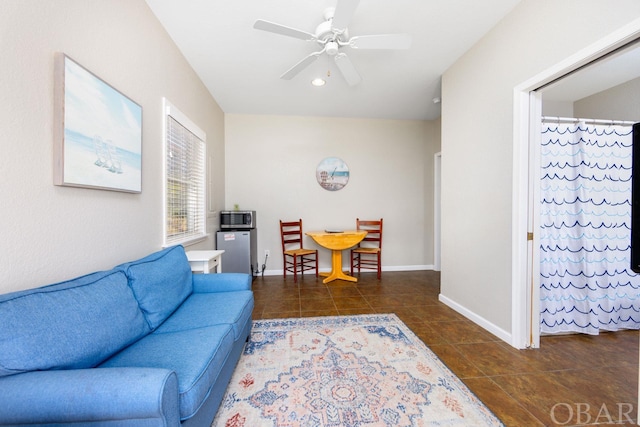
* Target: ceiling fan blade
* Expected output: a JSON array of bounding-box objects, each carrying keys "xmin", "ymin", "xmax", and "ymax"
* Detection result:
[
  {"xmin": 331, "ymin": 0, "xmax": 360, "ymax": 30},
  {"xmin": 253, "ymin": 19, "xmax": 316, "ymax": 41},
  {"xmin": 280, "ymin": 51, "xmax": 323, "ymax": 80},
  {"xmin": 349, "ymin": 34, "xmax": 412, "ymax": 50},
  {"xmin": 334, "ymin": 53, "xmax": 361, "ymax": 86}
]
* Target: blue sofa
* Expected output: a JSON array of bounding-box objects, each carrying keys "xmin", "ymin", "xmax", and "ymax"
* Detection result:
[{"xmin": 0, "ymin": 245, "xmax": 254, "ymax": 426}]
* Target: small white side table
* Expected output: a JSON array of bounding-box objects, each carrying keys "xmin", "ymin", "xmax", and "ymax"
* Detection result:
[{"xmin": 186, "ymin": 250, "xmax": 224, "ymax": 273}]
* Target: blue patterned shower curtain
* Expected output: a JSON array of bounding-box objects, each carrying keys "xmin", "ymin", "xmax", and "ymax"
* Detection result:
[{"xmin": 540, "ymin": 122, "xmax": 640, "ymax": 335}]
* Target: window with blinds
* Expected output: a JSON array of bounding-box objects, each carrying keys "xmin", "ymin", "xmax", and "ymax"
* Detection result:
[{"xmin": 163, "ymin": 99, "xmax": 206, "ymax": 246}]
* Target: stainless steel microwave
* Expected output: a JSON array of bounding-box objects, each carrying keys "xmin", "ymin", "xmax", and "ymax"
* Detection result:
[{"xmin": 220, "ymin": 210, "xmax": 256, "ymax": 229}]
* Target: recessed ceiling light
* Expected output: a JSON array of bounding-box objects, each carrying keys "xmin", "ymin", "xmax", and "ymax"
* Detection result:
[{"xmin": 311, "ymin": 78, "xmax": 326, "ymax": 87}]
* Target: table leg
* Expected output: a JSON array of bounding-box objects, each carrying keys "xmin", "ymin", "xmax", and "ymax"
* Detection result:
[
  {"xmin": 321, "ymin": 249, "xmax": 358, "ymax": 283},
  {"xmin": 214, "ymin": 254, "xmax": 222, "ymax": 273}
]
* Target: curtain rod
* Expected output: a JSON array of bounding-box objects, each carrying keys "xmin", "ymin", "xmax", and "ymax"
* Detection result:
[{"xmin": 542, "ymin": 116, "xmax": 636, "ymax": 126}]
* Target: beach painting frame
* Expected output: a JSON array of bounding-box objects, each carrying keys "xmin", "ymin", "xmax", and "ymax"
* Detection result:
[
  {"xmin": 54, "ymin": 53, "xmax": 142, "ymax": 193},
  {"xmin": 316, "ymin": 157, "xmax": 350, "ymax": 191}
]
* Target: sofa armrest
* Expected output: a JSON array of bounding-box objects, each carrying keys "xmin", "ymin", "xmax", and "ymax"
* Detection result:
[
  {"xmin": 0, "ymin": 368, "xmax": 180, "ymax": 426},
  {"xmin": 192, "ymin": 272, "xmax": 252, "ymax": 293}
]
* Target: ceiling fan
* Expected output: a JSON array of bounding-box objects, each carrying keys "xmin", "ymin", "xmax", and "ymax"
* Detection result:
[{"xmin": 253, "ymin": 0, "xmax": 412, "ymax": 86}]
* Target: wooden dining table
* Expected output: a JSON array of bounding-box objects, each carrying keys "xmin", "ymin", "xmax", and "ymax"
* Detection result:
[{"xmin": 305, "ymin": 230, "xmax": 367, "ymax": 283}]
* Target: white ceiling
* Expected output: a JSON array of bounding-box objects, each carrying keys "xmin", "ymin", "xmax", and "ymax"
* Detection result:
[{"xmin": 145, "ymin": 0, "xmax": 522, "ymax": 121}]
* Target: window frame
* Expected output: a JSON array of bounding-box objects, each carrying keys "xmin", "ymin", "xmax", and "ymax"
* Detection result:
[{"xmin": 162, "ymin": 98, "xmax": 207, "ymax": 247}]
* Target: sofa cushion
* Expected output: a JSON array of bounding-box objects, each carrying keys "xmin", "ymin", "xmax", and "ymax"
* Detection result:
[
  {"xmin": 100, "ymin": 325, "xmax": 234, "ymax": 421},
  {"xmin": 117, "ymin": 245, "xmax": 193, "ymax": 330},
  {"xmin": 0, "ymin": 270, "xmax": 149, "ymax": 378},
  {"xmin": 156, "ymin": 291, "xmax": 254, "ymax": 340}
]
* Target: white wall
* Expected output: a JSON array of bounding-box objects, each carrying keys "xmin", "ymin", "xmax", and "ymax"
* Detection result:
[
  {"xmin": 542, "ymin": 100, "xmax": 574, "ymax": 117},
  {"xmin": 0, "ymin": 0, "xmax": 225, "ymax": 294},
  {"xmin": 575, "ymin": 76, "xmax": 640, "ymax": 121},
  {"xmin": 224, "ymin": 114, "xmax": 440, "ymax": 273},
  {"xmin": 440, "ymin": 0, "xmax": 640, "ymax": 334}
]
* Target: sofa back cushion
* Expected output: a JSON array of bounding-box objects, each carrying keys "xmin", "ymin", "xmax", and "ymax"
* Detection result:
[
  {"xmin": 0, "ymin": 269, "xmax": 150, "ymax": 378},
  {"xmin": 117, "ymin": 245, "xmax": 193, "ymax": 330}
]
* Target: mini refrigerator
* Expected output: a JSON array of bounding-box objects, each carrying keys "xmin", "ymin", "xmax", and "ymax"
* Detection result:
[{"xmin": 216, "ymin": 228, "xmax": 257, "ymax": 276}]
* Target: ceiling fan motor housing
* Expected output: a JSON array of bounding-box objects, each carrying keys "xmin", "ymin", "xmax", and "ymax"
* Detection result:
[
  {"xmin": 315, "ymin": 20, "xmax": 334, "ymax": 42},
  {"xmin": 316, "ymin": 7, "xmax": 349, "ymax": 46}
]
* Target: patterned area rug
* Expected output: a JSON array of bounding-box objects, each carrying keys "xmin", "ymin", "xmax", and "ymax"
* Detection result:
[{"xmin": 212, "ymin": 314, "xmax": 503, "ymax": 427}]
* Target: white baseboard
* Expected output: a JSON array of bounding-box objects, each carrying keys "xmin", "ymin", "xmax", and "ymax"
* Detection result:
[
  {"xmin": 260, "ymin": 265, "xmax": 434, "ymax": 276},
  {"xmin": 384, "ymin": 265, "xmax": 434, "ymax": 271},
  {"xmin": 438, "ymin": 294, "xmax": 512, "ymax": 345}
]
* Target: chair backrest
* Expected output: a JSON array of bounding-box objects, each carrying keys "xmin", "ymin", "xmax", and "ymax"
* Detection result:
[
  {"xmin": 280, "ymin": 219, "xmax": 305, "ymax": 252},
  {"xmin": 356, "ymin": 218, "xmax": 383, "ymax": 249}
]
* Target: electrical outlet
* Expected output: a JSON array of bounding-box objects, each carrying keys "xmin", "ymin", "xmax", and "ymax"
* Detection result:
[{"xmin": 265, "ymin": 250, "xmax": 270, "ymax": 257}]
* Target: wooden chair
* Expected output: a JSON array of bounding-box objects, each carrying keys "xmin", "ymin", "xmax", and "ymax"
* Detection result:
[
  {"xmin": 280, "ymin": 219, "xmax": 318, "ymax": 282},
  {"xmin": 350, "ymin": 218, "xmax": 383, "ymax": 279}
]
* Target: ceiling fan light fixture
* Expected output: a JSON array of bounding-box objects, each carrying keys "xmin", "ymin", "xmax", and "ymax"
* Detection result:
[
  {"xmin": 311, "ymin": 78, "xmax": 326, "ymax": 87},
  {"xmin": 326, "ymin": 41, "xmax": 339, "ymax": 56}
]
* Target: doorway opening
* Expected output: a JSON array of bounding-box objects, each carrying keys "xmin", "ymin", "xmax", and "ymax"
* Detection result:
[{"xmin": 512, "ymin": 19, "xmax": 640, "ymax": 349}]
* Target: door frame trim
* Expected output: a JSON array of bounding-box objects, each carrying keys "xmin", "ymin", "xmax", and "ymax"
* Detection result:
[
  {"xmin": 511, "ymin": 18, "xmax": 640, "ymax": 349},
  {"xmin": 434, "ymin": 152, "xmax": 442, "ymax": 271}
]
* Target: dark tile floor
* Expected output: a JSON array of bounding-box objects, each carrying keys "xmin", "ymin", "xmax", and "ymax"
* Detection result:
[{"xmin": 251, "ymin": 270, "xmax": 639, "ymax": 426}]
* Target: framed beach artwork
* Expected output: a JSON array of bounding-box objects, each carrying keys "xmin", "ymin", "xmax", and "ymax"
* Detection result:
[
  {"xmin": 54, "ymin": 53, "xmax": 142, "ymax": 193},
  {"xmin": 316, "ymin": 157, "xmax": 349, "ymax": 191}
]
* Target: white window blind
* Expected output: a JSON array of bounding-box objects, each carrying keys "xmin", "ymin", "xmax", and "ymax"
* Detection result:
[{"xmin": 164, "ymin": 101, "xmax": 206, "ymax": 246}]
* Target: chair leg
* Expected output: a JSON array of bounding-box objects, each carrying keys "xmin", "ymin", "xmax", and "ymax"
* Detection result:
[
  {"xmin": 350, "ymin": 251, "xmax": 354, "ymax": 275},
  {"xmin": 314, "ymin": 252, "xmax": 318, "ymax": 278},
  {"xmin": 293, "ymin": 254, "xmax": 298, "ymax": 283},
  {"xmin": 377, "ymin": 253, "xmax": 381, "ymax": 279}
]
